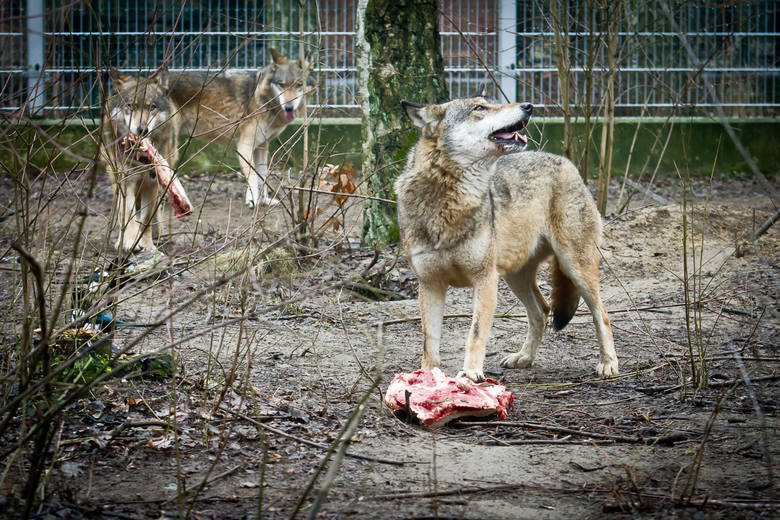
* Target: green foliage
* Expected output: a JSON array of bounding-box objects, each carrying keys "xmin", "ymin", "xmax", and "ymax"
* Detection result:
[{"xmin": 54, "ymin": 352, "xmax": 111, "ymax": 384}]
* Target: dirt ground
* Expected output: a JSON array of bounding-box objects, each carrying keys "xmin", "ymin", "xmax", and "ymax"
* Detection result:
[{"xmin": 1, "ymin": 168, "xmax": 778, "ymax": 519}]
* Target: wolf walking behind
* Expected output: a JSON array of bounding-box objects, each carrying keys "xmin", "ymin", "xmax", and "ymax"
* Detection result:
[
  {"xmin": 395, "ymin": 97, "xmax": 619, "ymax": 381},
  {"xmin": 166, "ymin": 48, "xmax": 315, "ymax": 207}
]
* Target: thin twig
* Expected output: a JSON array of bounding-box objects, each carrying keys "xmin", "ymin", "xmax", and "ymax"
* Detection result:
[
  {"xmin": 456, "ymin": 420, "xmax": 690, "ymax": 445},
  {"xmin": 623, "ymin": 178, "xmax": 670, "ymax": 206},
  {"xmin": 660, "ymin": 0, "xmax": 779, "ymax": 208},
  {"xmin": 285, "ymin": 184, "xmax": 396, "ymax": 204},
  {"xmin": 637, "ymin": 374, "xmax": 780, "ymax": 395},
  {"xmin": 218, "ymin": 406, "xmax": 405, "ymax": 466}
]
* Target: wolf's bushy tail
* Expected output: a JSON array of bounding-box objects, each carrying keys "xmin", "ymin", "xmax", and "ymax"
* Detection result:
[{"xmin": 550, "ymin": 259, "xmax": 580, "ymax": 330}]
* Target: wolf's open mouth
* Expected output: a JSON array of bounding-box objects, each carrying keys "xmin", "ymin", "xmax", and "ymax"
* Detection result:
[
  {"xmin": 489, "ymin": 119, "xmax": 528, "ymax": 145},
  {"xmin": 284, "ymin": 108, "xmax": 295, "ymax": 122}
]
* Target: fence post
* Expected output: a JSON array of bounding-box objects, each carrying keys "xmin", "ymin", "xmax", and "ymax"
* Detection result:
[
  {"xmin": 497, "ymin": 0, "xmax": 516, "ymax": 103},
  {"xmin": 26, "ymin": 0, "xmax": 45, "ymax": 113}
]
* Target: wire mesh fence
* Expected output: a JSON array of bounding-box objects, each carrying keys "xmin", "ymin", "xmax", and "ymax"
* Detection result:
[{"xmin": 0, "ymin": 0, "xmax": 777, "ymax": 117}]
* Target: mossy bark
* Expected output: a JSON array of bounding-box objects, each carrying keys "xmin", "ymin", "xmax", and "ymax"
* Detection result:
[{"xmin": 357, "ymin": 0, "xmax": 448, "ymax": 246}]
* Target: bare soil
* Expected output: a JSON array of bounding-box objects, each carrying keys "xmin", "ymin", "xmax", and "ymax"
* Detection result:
[{"xmin": 1, "ymin": 169, "xmax": 778, "ymax": 519}]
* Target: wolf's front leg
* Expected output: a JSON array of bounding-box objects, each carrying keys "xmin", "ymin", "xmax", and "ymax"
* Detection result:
[
  {"xmin": 116, "ymin": 183, "xmax": 141, "ymax": 253},
  {"xmin": 236, "ymin": 139, "xmax": 261, "ymax": 207},
  {"xmin": 419, "ymin": 280, "xmax": 446, "ymax": 371},
  {"xmin": 252, "ymin": 144, "xmax": 279, "ymax": 206},
  {"xmin": 458, "ymin": 270, "xmax": 498, "ymax": 382},
  {"xmin": 135, "ymin": 181, "xmax": 160, "ymax": 253}
]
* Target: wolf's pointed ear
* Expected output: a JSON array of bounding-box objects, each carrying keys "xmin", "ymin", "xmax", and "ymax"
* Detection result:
[
  {"xmin": 156, "ymin": 73, "xmax": 170, "ymax": 91},
  {"xmin": 401, "ymin": 100, "xmax": 428, "ymax": 129},
  {"xmin": 402, "ymin": 100, "xmax": 444, "ymax": 137},
  {"xmin": 109, "ymin": 67, "xmax": 130, "ymax": 85},
  {"xmin": 270, "ymin": 47, "xmax": 287, "ymax": 65},
  {"xmin": 476, "ymin": 80, "xmax": 489, "ymax": 98},
  {"xmin": 300, "ymin": 50, "xmax": 313, "ymax": 69}
]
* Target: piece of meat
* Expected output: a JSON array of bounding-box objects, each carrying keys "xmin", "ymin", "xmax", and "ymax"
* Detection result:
[
  {"xmin": 122, "ymin": 136, "xmax": 193, "ymax": 219},
  {"xmin": 383, "ymin": 368, "xmax": 514, "ymax": 428}
]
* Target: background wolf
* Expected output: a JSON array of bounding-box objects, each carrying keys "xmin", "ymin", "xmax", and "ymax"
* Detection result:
[
  {"xmin": 395, "ymin": 97, "xmax": 619, "ymax": 382},
  {"xmin": 167, "ymin": 48, "xmax": 315, "ymax": 207},
  {"xmin": 100, "ymin": 70, "xmax": 180, "ymax": 254}
]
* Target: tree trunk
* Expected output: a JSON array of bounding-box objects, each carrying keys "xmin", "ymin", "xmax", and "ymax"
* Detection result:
[{"xmin": 356, "ymin": 0, "xmax": 448, "ymax": 246}]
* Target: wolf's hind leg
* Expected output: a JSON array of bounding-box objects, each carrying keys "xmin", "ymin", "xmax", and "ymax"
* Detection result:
[
  {"xmin": 500, "ymin": 266, "xmax": 550, "ymax": 370},
  {"xmin": 562, "ymin": 251, "xmax": 619, "ymax": 376},
  {"xmin": 418, "ymin": 280, "xmax": 446, "ymax": 372}
]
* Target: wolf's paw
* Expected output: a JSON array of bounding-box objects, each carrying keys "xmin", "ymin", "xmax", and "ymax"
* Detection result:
[
  {"xmin": 596, "ymin": 359, "xmax": 619, "ymax": 377},
  {"xmin": 120, "ymin": 242, "xmax": 144, "ymax": 255},
  {"xmin": 500, "ymin": 352, "xmax": 534, "ymax": 369},
  {"xmin": 456, "ymin": 369, "xmax": 485, "ymax": 383},
  {"xmin": 125, "ymin": 248, "xmax": 166, "ymax": 275},
  {"xmin": 420, "ymin": 359, "xmax": 440, "ymax": 371},
  {"xmin": 245, "ymin": 186, "xmax": 269, "ymax": 207}
]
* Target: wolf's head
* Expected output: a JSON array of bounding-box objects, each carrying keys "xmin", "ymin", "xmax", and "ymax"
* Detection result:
[
  {"xmin": 402, "ymin": 97, "xmax": 532, "ymax": 167},
  {"xmin": 107, "ymin": 69, "xmax": 173, "ymax": 138},
  {"xmin": 263, "ymin": 48, "xmax": 317, "ymax": 122}
]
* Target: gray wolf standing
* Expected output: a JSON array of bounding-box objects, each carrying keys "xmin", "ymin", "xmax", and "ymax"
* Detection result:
[
  {"xmin": 394, "ymin": 97, "xmax": 619, "ymax": 381},
  {"xmin": 167, "ymin": 48, "xmax": 315, "ymax": 207},
  {"xmin": 100, "ymin": 70, "xmax": 180, "ymax": 254}
]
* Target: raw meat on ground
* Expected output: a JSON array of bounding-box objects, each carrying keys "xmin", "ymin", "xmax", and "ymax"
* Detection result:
[{"xmin": 384, "ymin": 368, "xmax": 514, "ymax": 428}]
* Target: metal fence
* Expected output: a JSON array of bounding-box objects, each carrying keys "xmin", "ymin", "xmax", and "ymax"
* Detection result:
[{"xmin": 1, "ymin": 0, "xmax": 777, "ymax": 117}]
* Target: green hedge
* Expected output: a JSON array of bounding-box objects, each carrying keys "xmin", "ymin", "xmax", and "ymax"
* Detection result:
[{"xmin": 1, "ymin": 118, "xmax": 776, "ymax": 178}]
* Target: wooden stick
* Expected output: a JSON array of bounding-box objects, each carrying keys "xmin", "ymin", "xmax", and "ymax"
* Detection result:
[
  {"xmin": 637, "ymin": 374, "xmax": 780, "ymax": 394},
  {"xmin": 369, "ymin": 480, "xmax": 780, "ymax": 511},
  {"xmin": 751, "ymin": 207, "xmax": 780, "ymax": 242},
  {"xmin": 378, "ymin": 300, "xmax": 725, "ymax": 327},
  {"xmin": 623, "ymin": 178, "xmax": 671, "ymax": 206},
  {"xmin": 456, "ymin": 420, "xmax": 690, "ymax": 445},
  {"xmin": 285, "ymin": 184, "xmax": 396, "ymax": 204},
  {"xmin": 481, "ymin": 438, "xmax": 615, "ymax": 446}
]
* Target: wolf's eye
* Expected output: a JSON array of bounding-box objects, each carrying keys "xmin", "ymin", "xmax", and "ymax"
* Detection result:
[
  {"xmin": 473, "ymin": 104, "xmax": 486, "ymax": 111},
  {"xmin": 149, "ymin": 103, "xmax": 158, "ymax": 111}
]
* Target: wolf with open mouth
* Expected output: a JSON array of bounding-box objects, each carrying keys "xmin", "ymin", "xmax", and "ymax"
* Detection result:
[
  {"xmin": 166, "ymin": 48, "xmax": 316, "ymax": 207},
  {"xmin": 395, "ymin": 97, "xmax": 619, "ymax": 381}
]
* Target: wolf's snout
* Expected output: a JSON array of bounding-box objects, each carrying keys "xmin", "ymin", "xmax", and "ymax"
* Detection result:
[
  {"xmin": 136, "ymin": 124, "xmax": 149, "ymax": 136},
  {"xmin": 284, "ymin": 104, "xmax": 294, "ymax": 112},
  {"xmin": 520, "ymin": 102, "xmax": 533, "ymax": 114}
]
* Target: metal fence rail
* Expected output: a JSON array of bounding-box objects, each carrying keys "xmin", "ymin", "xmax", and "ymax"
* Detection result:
[
  {"xmin": 514, "ymin": 0, "xmax": 779, "ymax": 116},
  {"xmin": 0, "ymin": 0, "xmax": 777, "ymax": 117}
]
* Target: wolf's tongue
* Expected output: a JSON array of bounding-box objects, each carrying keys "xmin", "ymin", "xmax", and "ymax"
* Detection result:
[
  {"xmin": 493, "ymin": 131, "xmax": 527, "ymax": 144},
  {"xmin": 284, "ymin": 109, "xmax": 295, "ymax": 122}
]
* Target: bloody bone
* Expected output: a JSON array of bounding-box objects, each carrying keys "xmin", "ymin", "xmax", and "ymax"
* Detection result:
[
  {"xmin": 122, "ymin": 135, "xmax": 193, "ymax": 219},
  {"xmin": 383, "ymin": 368, "xmax": 514, "ymax": 428}
]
